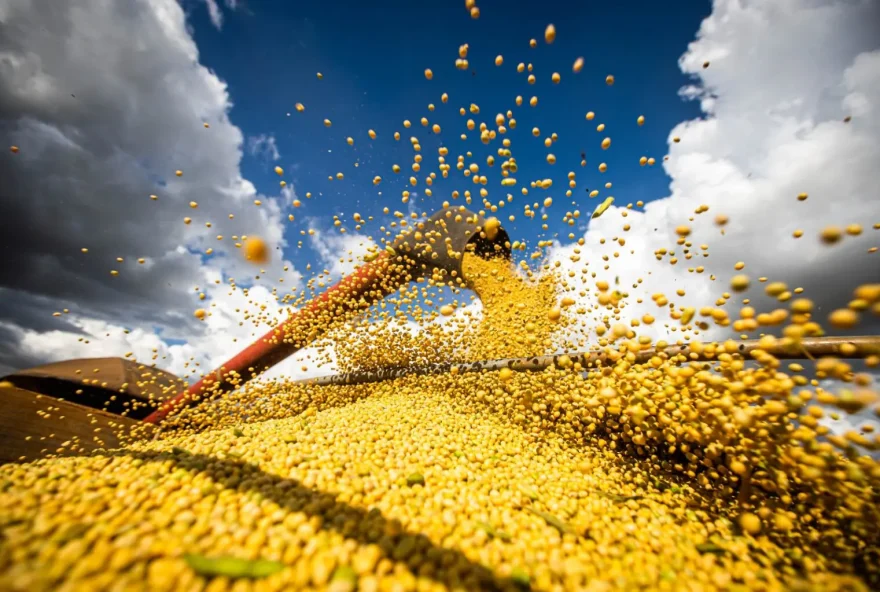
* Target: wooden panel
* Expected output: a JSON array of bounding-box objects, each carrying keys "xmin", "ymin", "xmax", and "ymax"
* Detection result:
[{"xmin": 0, "ymin": 385, "xmax": 153, "ymax": 465}]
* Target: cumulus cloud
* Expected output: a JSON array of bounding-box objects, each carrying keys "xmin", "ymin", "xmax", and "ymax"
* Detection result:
[
  {"xmin": 7, "ymin": 278, "xmax": 304, "ymax": 381},
  {"xmin": 0, "ymin": 0, "xmax": 298, "ymax": 375},
  {"xmin": 549, "ymin": 0, "xmax": 880, "ymax": 347},
  {"xmin": 307, "ymin": 225, "xmax": 376, "ymax": 281}
]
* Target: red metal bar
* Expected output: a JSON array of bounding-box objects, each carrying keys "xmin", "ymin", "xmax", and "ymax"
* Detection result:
[{"xmin": 143, "ymin": 251, "xmax": 405, "ymax": 424}]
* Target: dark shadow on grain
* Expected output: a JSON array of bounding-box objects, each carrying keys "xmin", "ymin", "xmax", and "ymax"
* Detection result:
[{"xmin": 102, "ymin": 448, "xmax": 519, "ymax": 591}]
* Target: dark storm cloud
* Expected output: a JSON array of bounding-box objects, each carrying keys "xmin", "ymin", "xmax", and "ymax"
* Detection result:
[{"xmin": 0, "ymin": 0, "xmax": 292, "ymax": 372}]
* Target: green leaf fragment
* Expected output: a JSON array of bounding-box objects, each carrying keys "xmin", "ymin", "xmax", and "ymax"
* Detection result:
[
  {"xmin": 331, "ymin": 565, "xmax": 358, "ymax": 584},
  {"xmin": 233, "ymin": 428, "xmax": 244, "ymax": 437},
  {"xmin": 184, "ymin": 554, "xmax": 285, "ymax": 579},
  {"xmin": 519, "ymin": 485, "xmax": 539, "ymax": 501},
  {"xmin": 477, "ymin": 521, "xmax": 512, "ymax": 542},
  {"xmin": 614, "ymin": 494, "xmax": 643, "ymax": 502},
  {"xmin": 406, "ymin": 473, "xmax": 425, "ymax": 486},
  {"xmin": 592, "ymin": 196, "xmax": 614, "ymax": 219},
  {"xmin": 695, "ymin": 542, "xmax": 727, "ymax": 555},
  {"xmin": 510, "ymin": 567, "xmax": 531, "ymax": 588},
  {"xmin": 171, "ymin": 447, "xmax": 188, "ymax": 456},
  {"xmin": 53, "ymin": 522, "xmax": 90, "ymax": 545},
  {"xmin": 526, "ymin": 508, "xmax": 575, "ymax": 535}
]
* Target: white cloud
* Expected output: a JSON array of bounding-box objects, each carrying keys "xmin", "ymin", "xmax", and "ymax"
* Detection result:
[
  {"xmin": 810, "ymin": 370, "xmax": 879, "ymax": 452},
  {"xmin": 200, "ymin": 0, "xmax": 238, "ymax": 30},
  {"xmin": 280, "ymin": 184, "xmax": 297, "ymax": 203},
  {"xmin": 203, "ymin": 0, "xmax": 223, "ymax": 28},
  {"xmin": 308, "ymin": 226, "xmax": 376, "ymax": 281},
  {"xmin": 8, "ymin": 269, "xmax": 263, "ymax": 376},
  {"xmin": 5, "ymin": 265, "xmax": 333, "ymax": 382},
  {"xmin": 0, "ymin": 0, "xmax": 298, "ymax": 375},
  {"xmin": 247, "ymin": 133, "xmax": 281, "ymax": 162},
  {"xmin": 548, "ymin": 0, "xmax": 880, "ymax": 347},
  {"xmin": 0, "ymin": 0, "xmax": 362, "ymax": 387}
]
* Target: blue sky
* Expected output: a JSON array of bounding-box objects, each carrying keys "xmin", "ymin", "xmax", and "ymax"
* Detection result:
[
  {"xmin": 188, "ymin": 0, "xmax": 710, "ymax": 272},
  {"xmin": 4, "ymin": 0, "xmax": 878, "ymax": 383}
]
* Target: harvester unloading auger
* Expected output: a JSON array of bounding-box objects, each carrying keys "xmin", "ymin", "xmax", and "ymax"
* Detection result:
[
  {"xmin": 4, "ymin": 204, "xmax": 879, "ymax": 436},
  {"xmin": 139, "ymin": 202, "xmax": 880, "ymax": 426},
  {"xmin": 142, "ymin": 207, "xmax": 512, "ymax": 425}
]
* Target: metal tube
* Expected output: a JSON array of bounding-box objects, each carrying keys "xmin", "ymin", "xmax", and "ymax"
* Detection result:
[
  {"xmin": 143, "ymin": 207, "xmax": 511, "ymax": 424},
  {"xmin": 297, "ymin": 335, "xmax": 880, "ymax": 388},
  {"xmin": 143, "ymin": 251, "xmax": 407, "ymax": 424}
]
